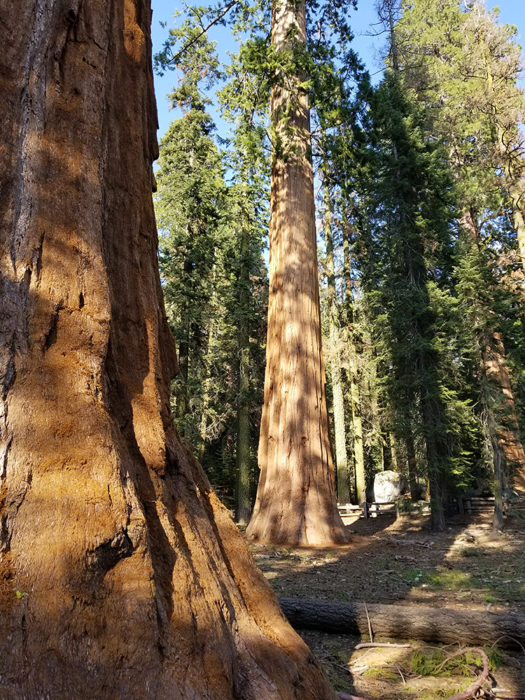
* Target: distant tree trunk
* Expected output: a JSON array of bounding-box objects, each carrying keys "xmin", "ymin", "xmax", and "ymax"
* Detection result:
[
  {"xmin": 506, "ymin": 187, "xmax": 525, "ymax": 274},
  {"xmin": 332, "ymin": 361, "xmax": 350, "ymax": 503},
  {"xmin": 176, "ymin": 258, "xmax": 193, "ymax": 427},
  {"xmin": 236, "ymin": 219, "xmax": 252, "ymax": 525},
  {"xmin": 483, "ymin": 331, "xmax": 525, "ymax": 492},
  {"xmin": 342, "ymin": 222, "xmax": 365, "ymax": 504},
  {"xmin": 323, "ymin": 178, "xmax": 350, "ymax": 504},
  {"xmin": 236, "ymin": 343, "xmax": 252, "ymax": 524},
  {"xmin": 405, "ymin": 432, "xmax": 419, "ymax": 499},
  {"xmin": 366, "ymin": 338, "xmax": 385, "ymax": 472},
  {"xmin": 0, "ymin": 2, "xmax": 336, "ymax": 697},
  {"xmin": 246, "ymin": 0, "xmax": 349, "ymax": 545},
  {"xmin": 422, "ymin": 395, "xmax": 446, "ymax": 531},
  {"xmin": 349, "ymin": 342, "xmax": 366, "ymax": 504},
  {"xmin": 196, "ymin": 312, "xmax": 215, "ymax": 462},
  {"xmin": 382, "ymin": 438, "xmax": 392, "ymax": 471},
  {"xmin": 491, "ymin": 436, "xmax": 504, "ymax": 531},
  {"xmin": 388, "ymin": 432, "xmax": 400, "ymax": 473}
]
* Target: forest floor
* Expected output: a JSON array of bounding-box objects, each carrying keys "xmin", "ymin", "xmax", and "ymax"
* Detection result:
[{"xmin": 247, "ymin": 509, "xmax": 525, "ymax": 699}]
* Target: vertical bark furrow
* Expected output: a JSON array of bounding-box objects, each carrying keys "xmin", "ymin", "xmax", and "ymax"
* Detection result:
[
  {"xmin": 0, "ymin": 1, "xmax": 336, "ymax": 697},
  {"xmin": 246, "ymin": 0, "xmax": 348, "ymax": 545}
]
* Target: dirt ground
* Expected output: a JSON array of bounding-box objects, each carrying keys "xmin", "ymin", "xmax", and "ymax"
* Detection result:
[{"xmin": 247, "ymin": 510, "xmax": 525, "ymax": 699}]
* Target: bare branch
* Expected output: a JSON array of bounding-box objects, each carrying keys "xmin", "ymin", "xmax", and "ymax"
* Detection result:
[{"xmin": 166, "ymin": 0, "xmax": 239, "ymax": 67}]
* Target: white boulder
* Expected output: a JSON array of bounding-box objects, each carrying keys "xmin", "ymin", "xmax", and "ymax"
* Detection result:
[{"xmin": 374, "ymin": 470, "xmax": 401, "ymax": 503}]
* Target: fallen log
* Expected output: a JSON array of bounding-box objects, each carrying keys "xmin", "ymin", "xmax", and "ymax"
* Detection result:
[{"xmin": 279, "ymin": 598, "xmax": 525, "ymax": 650}]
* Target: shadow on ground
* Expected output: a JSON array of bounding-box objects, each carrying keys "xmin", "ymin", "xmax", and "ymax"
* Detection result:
[{"xmin": 248, "ymin": 511, "xmax": 525, "ymax": 698}]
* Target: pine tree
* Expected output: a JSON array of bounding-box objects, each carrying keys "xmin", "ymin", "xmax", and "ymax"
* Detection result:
[
  {"xmin": 319, "ymin": 82, "xmax": 384, "ymax": 504},
  {"xmin": 397, "ymin": 0, "xmax": 525, "ymax": 273},
  {"xmin": 320, "ymin": 171, "xmax": 351, "ymax": 504},
  {"xmin": 218, "ymin": 49, "xmax": 272, "ymax": 523},
  {"xmin": 224, "ymin": 144, "xmax": 269, "ymax": 524},
  {"xmin": 155, "ymin": 26, "xmax": 226, "ymax": 445},
  {"xmin": 155, "ymin": 22, "xmax": 271, "ymax": 515},
  {"xmin": 358, "ymin": 71, "xmax": 461, "ymax": 528},
  {"xmin": 395, "ymin": 0, "xmax": 525, "ymax": 496}
]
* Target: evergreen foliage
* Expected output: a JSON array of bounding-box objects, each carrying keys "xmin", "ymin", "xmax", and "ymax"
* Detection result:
[
  {"xmin": 153, "ymin": 0, "xmax": 525, "ymax": 527},
  {"xmin": 155, "ymin": 25, "xmax": 268, "ymax": 510},
  {"xmin": 393, "ymin": 0, "xmax": 525, "ymax": 512}
]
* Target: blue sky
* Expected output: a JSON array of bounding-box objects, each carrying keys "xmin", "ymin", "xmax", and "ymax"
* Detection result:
[{"xmin": 150, "ymin": 0, "xmax": 525, "ymax": 139}]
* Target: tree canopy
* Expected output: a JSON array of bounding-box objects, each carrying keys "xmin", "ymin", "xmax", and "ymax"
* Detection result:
[{"xmin": 154, "ymin": 0, "xmax": 525, "ymax": 533}]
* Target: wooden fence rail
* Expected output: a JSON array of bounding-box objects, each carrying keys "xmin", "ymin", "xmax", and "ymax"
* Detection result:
[{"xmin": 337, "ymin": 496, "xmax": 517, "ymax": 521}]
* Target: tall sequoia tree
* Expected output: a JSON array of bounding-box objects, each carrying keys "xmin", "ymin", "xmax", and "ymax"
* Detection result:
[
  {"xmin": 245, "ymin": 0, "xmax": 349, "ymax": 545},
  {"xmin": 0, "ymin": 1, "xmax": 336, "ymax": 696}
]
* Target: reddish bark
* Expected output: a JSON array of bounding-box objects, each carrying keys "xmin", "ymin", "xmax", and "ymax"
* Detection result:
[
  {"xmin": 245, "ymin": 0, "xmax": 349, "ymax": 546},
  {"xmin": 0, "ymin": 1, "xmax": 336, "ymax": 696}
]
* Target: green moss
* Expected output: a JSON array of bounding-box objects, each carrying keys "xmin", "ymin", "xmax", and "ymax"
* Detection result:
[
  {"xmin": 362, "ymin": 667, "xmax": 399, "ymax": 681},
  {"xmin": 404, "ymin": 568, "xmax": 477, "ymax": 590},
  {"xmin": 486, "ymin": 646, "xmax": 505, "ymax": 670},
  {"xmin": 416, "ymin": 682, "xmax": 471, "ymax": 700},
  {"xmin": 411, "ymin": 646, "xmax": 501, "ymax": 678},
  {"xmin": 403, "ymin": 568, "xmax": 427, "ymax": 584},
  {"xmin": 429, "ymin": 570, "xmax": 474, "ymax": 589},
  {"xmin": 411, "ymin": 649, "xmax": 450, "ymax": 676}
]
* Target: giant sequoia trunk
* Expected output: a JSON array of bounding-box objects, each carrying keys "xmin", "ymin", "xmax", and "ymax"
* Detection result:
[
  {"xmin": 0, "ymin": 2, "xmax": 336, "ymax": 697},
  {"xmin": 245, "ymin": 0, "xmax": 349, "ymax": 545}
]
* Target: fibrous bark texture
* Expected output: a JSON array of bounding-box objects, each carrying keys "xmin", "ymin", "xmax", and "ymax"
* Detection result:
[
  {"xmin": 280, "ymin": 598, "xmax": 525, "ymax": 649},
  {"xmin": 0, "ymin": 1, "xmax": 336, "ymax": 697},
  {"xmin": 245, "ymin": 0, "xmax": 349, "ymax": 546}
]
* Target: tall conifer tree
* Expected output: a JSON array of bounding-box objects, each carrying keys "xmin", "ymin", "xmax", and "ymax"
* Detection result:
[
  {"xmin": 0, "ymin": 1, "xmax": 336, "ymax": 695},
  {"xmin": 246, "ymin": 0, "xmax": 349, "ymax": 545},
  {"xmin": 395, "ymin": 0, "xmax": 525, "ymax": 495}
]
